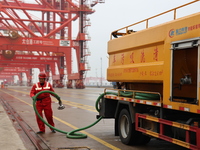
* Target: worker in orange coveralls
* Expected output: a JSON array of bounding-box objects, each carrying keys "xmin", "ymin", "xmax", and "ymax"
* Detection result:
[{"xmin": 30, "ymin": 72, "xmax": 56, "ymax": 134}]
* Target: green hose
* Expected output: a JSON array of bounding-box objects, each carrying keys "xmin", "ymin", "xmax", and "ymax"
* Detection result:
[
  {"xmin": 33, "ymin": 90, "xmax": 159, "ymax": 139},
  {"xmin": 134, "ymin": 92, "xmax": 160, "ymax": 100},
  {"xmin": 119, "ymin": 91, "xmax": 133, "ymax": 97},
  {"xmin": 118, "ymin": 91, "xmax": 159, "ymax": 100},
  {"xmin": 95, "ymin": 92, "xmax": 116, "ymax": 112},
  {"xmin": 32, "ymin": 91, "xmax": 105, "ymax": 139}
]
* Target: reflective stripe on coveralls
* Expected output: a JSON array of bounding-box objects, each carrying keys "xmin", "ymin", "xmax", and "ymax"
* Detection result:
[{"xmin": 35, "ymin": 82, "xmax": 50, "ymax": 90}]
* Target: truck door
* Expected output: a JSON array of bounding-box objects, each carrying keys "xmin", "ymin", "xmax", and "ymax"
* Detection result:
[{"xmin": 171, "ymin": 38, "xmax": 200, "ymax": 104}]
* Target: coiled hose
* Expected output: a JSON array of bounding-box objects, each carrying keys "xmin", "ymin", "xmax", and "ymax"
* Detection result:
[
  {"xmin": 119, "ymin": 91, "xmax": 160, "ymax": 100},
  {"xmin": 33, "ymin": 91, "xmax": 115, "ymax": 139},
  {"xmin": 33, "ymin": 90, "xmax": 159, "ymax": 139}
]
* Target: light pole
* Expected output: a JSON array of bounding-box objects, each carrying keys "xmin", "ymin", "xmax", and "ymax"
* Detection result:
[
  {"xmin": 96, "ymin": 68, "xmax": 98, "ymax": 87},
  {"xmin": 100, "ymin": 57, "xmax": 102, "ymax": 87}
]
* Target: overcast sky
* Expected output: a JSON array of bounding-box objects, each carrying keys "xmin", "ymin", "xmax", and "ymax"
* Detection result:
[
  {"xmin": 86, "ymin": 0, "xmax": 200, "ymax": 79},
  {"xmin": 7, "ymin": 0, "xmax": 200, "ymax": 83}
]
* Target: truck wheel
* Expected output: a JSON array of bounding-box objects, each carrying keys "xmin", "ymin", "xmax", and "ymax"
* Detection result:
[
  {"xmin": 118, "ymin": 109, "xmax": 151, "ymax": 145},
  {"xmin": 118, "ymin": 109, "xmax": 135, "ymax": 145}
]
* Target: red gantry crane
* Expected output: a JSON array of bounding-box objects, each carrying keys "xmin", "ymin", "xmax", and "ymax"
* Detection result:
[
  {"xmin": 0, "ymin": 51, "xmax": 61, "ymax": 86},
  {"xmin": 0, "ymin": 67, "xmax": 31, "ymax": 86},
  {"xmin": 0, "ymin": 0, "xmax": 105, "ymax": 88}
]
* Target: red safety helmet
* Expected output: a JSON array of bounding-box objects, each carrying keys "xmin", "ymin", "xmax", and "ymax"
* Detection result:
[{"xmin": 38, "ymin": 72, "xmax": 47, "ymax": 78}]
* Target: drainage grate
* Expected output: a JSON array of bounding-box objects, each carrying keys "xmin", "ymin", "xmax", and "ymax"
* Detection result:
[{"xmin": 58, "ymin": 147, "xmax": 91, "ymax": 150}]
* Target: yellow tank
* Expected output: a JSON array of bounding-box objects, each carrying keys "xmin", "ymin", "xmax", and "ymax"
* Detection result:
[
  {"xmin": 107, "ymin": 12, "xmax": 200, "ymax": 81},
  {"xmin": 107, "ymin": 4, "xmax": 200, "ymax": 114}
]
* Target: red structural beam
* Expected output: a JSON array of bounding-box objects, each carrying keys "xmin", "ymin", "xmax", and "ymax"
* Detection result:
[
  {"xmin": 0, "ymin": 37, "xmax": 71, "ymax": 52},
  {"xmin": 0, "ymin": 75, "xmax": 13, "ymax": 78},
  {"xmin": 0, "ymin": 61, "xmax": 56, "ymax": 67},
  {"xmin": 0, "ymin": 63, "xmax": 46, "ymax": 68},
  {"xmin": 1, "ymin": 67, "xmax": 29, "ymax": 72},
  {"xmin": 0, "ymin": 67, "xmax": 32, "ymax": 86},
  {"xmin": 0, "ymin": 70, "xmax": 29, "ymax": 76},
  {"xmin": 0, "ymin": 72, "xmax": 20, "ymax": 75},
  {"xmin": 0, "ymin": 53, "xmax": 60, "ymax": 62}
]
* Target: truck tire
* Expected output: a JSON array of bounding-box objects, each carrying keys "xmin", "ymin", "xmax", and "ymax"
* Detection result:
[
  {"xmin": 118, "ymin": 109, "xmax": 137, "ymax": 145},
  {"xmin": 118, "ymin": 109, "xmax": 151, "ymax": 145}
]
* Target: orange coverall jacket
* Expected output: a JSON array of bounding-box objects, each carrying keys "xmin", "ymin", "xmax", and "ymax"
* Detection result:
[{"xmin": 30, "ymin": 81, "xmax": 55, "ymax": 132}]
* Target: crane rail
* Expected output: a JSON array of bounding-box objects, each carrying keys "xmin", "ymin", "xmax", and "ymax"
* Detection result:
[{"xmin": 0, "ymin": 96, "xmax": 51, "ymax": 150}]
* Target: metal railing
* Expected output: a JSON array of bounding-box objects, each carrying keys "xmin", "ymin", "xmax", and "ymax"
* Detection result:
[{"xmin": 111, "ymin": 0, "xmax": 200, "ymax": 39}]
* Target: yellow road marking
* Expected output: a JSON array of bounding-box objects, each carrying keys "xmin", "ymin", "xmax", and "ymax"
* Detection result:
[
  {"xmin": 8, "ymin": 88, "xmax": 97, "ymax": 112},
  {"xmin": 0, "ymin": 89, "xmax": 121, "ymax": 150},
  {"xmin": 17, "ymin": 86, "xmax": 102, "ymax": 101},
  {"xmin": 55, "ymin": 116, "xmax": 121, "ymax": 150}
]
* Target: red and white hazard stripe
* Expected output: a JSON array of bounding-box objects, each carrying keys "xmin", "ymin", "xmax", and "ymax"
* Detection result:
[{"xmin": 104, "ymin": 95, "xmax": 161, "ymax": 107}]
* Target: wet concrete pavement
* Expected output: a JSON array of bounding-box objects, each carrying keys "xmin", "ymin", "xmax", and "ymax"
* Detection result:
[{"xmin": 0, "ymin": 86, "xmax": 188, "ymax": 150}]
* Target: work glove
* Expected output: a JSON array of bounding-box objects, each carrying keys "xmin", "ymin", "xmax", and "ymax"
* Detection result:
[
  {"xmin": 58, "ymin": 105, "xmax": 65, "ymax": 110},
  {"xmin": 57, "ymin": 97, "xmax": 62, "ymax": 106},
  {"xmin": 56, "ymin": 96, "xmax": 65, "ymax": 110}
]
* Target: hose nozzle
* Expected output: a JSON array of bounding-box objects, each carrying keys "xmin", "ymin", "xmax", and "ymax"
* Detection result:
[{"xmin": 58, "ymin": 105, "xmax": 65, "ymax": 110}]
